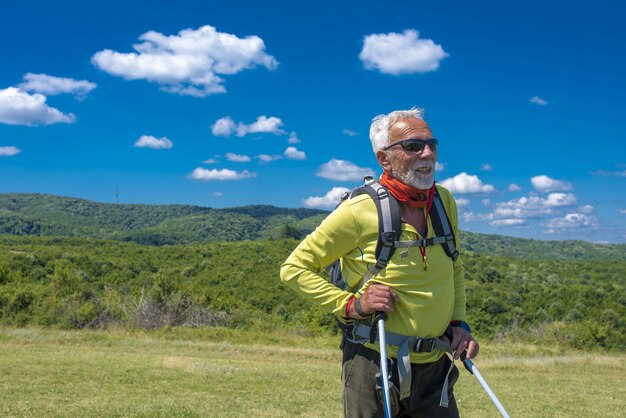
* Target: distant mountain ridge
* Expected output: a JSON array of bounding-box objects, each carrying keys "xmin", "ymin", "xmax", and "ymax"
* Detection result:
[{"xmin": 1, "ymin": 192, "xmax": 625, "ymax": 260}]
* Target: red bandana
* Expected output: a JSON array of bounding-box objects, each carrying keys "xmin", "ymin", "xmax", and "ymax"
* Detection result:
[{"xmin": 380, "ymin": 172, "xmax": 435, "ymax": 209}]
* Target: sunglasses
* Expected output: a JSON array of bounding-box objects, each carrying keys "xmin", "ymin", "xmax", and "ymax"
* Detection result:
[{"xmin": 383, "ymin": 138, "xmax": 438, "ymax": 153}]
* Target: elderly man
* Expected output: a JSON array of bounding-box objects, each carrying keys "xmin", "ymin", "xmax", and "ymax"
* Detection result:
[{"xmin": 280, "ymin": 108, "xmax": 478, "ymax": 417}]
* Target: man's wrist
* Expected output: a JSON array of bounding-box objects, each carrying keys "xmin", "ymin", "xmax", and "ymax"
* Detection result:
[
  {"xmin": 450, "ymin": 320, "xmax": 471, "ymax": 333},
  {"xmin": 354, "ymin": 298, "xmax": 368, "ymax": 317}
]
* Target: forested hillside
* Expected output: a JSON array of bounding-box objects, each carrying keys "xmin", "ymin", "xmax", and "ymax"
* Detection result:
[
  {"xmin": 0, "ymin": 193, "xmax": 326, "ymax": 244},
  {"xmin": 1, "ymin": 193, "xmax": 625, "ymax": 261},
  {"xmin": 1, "ymin": 236, "xmax": 624, "ymax": 350}
]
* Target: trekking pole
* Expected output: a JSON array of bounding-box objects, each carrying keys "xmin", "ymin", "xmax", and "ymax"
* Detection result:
[
  {"xmin": 375, "ymin": 312, "xmax": 393, "ymax": 418},
  {"xmin": 461, "ymin": 354, "xmax": 511, "ymax": 418}
]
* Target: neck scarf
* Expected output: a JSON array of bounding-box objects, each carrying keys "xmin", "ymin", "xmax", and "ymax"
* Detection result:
[{"xmin": 379, "ymin": 172, "xmax": 435, "ymax": 208}]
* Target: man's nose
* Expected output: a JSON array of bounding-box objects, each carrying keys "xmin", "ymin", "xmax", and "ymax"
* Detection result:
[{"xmin": 419, "ymin": 144, "xmax": 435, "ymax": 158}]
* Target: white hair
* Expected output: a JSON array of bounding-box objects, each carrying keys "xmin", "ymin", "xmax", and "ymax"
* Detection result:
[{"xmin": 369, "ymin": 107, "xmax": 425, "ymax": 153}]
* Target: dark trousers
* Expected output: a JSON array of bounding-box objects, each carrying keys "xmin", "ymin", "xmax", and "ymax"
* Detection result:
[{"xmin": 342, "ymin": 340, "xmax": 460, "ymax": 418}]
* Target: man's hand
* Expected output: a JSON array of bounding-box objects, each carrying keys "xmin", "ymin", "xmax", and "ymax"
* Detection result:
[
  {"xmin": 351, "ymin": 283, "xmax": 399, "ymax": 317},
  {"xmin": 443, "ymin": 326, "xmax": 479, "ymax": 360}
]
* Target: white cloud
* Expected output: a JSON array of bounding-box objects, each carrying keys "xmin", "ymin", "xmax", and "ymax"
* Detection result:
[
  {"xmin": 225, "ymin": 152, "xmax": 251, "ymax": 162},
  {"xmin": 203, "ymin": 157, "xmax": 219, "ymax": 164},
  {"xmin": 620, "ymin": 208, "xmax": 626, "ymax": 215},
  {"xmin": 0, "ymin": 146, "xmax": 21, "ymax": 156},
  {"xmin": 211, "ymin": 117, "xmax": 236, "ymax": 136},
  {"xmin": 284, "ymin": 146, "xmax": 306, "ymax": 160},
  {"xmin": 591, "ymin": 168, "xmax": 626, "ymax": 177},
  {"xmin": 440, "ymin": 173, "xmax": 494, "ymax": 194},
  {"xmin": 342, "ymin": 129, "xmax": 358, "ymax": 137},
  {"xmin": 508, "ymin": 183, "xmax": 522, "ymax": 192},
  {"xmin": 435, "ymin": 162, "xmax": 445, "ymax": 172},
  {"xmin": 360, "ymin": 29, "xmax": 448, "ymax": 75},
  {"xmin": 189, "ymin": 167, "xmax": 256, "ymax": 181},
  {"xmin": 490, "ymin": 193, "xmax": 577, "ymax": 222},
  {"xmin": 545, "ymin": 213, "xmax": 599, "ymax": 233},
  {"xmin": 456, "ymin": 198, "xmax": 470, "ymax": 207},
  {"xmin": 287, "ymin": 132, "xmax": 301, "ymax": 144},
  {"xmin": 317, "ymin": 159, "xmax": 375, "ymax": 181},
  {"xmin": 303, "ymin": 187, "xmax": 351, "ymax": 209},
  {"xmin": 579, "ymin": 205, "xmax": 594, "ymax": 214},
  {"xmin": 0, "ymin": 87, "xmax": 75, "ymax": 126},
  {"xmin": 530, "ymin": 96, "xmax": 548, "ymax": 106},
  {"xmin": 18, "ymin": 73, "xmax": 96, "ymax": 98},
  {"xmin": 257, "ymin": 154, "xmax": 282, "ymax": 163},
  {"xmin": 213, "ymin": 192, "xmax": 224, "ymax": 197},
  {"xmin": 531, "ymin": 175, "xmax": 572, "ymax": 192},
  {"xmin": 481, "ymin": 199, "xmax": 492, "ymax": 207},
  {"xmin": 133, "ymin": 135, "xmax": 173, "ymax": 149},
  {"xmin": 490, "ymin": 219, "xmax": 527, "ymax": 227},
  {"xmin": 480, "ymin": 163, "xmax": 493, "ymax": 172},
  {"xmin": 544, "ymin": 193, "xmax": 577, "ymax": 207},
  {"xmin": 211, "ymin": 115, "xmax": 285, "ymax": 137},
  {"xmin": 92, "ymin": 25, "xmax": 277, "ymax": 96}
]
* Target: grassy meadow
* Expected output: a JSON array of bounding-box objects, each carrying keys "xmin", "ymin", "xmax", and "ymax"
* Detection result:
[{"xmin": 1, "ymin": 327, "xmax": 624, "ymax": 417}]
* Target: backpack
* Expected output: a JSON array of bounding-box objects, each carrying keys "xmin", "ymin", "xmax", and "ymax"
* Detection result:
[{"xmin": 328, "ymin": 175, "xmax": 459, "ymax": 295}]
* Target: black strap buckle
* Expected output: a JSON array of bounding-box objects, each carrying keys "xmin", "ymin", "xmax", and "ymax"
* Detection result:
[{"xmin": 414, "ymin": 338, "xmax": 436, "ymax": 353}]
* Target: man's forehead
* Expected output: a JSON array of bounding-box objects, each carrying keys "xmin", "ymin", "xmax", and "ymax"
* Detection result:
[{"xmin": 390, "ymin": 118, "xmax": 433, "ymax": 139}]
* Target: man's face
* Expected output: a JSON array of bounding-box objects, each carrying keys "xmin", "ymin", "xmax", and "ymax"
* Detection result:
[{"xmin": 384, "ymin": 118, "xmax": 437, "ymax": 189}]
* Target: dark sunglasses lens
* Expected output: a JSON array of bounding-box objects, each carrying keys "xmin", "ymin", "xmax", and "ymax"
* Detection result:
[{"xmin": 402, "ymin": 139, "xmax": 436, "ymax": 152}]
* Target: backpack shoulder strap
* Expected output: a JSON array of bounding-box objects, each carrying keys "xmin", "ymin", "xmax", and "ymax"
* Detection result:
[
  {"xmin": 429, "ymin": 187, "xmax": 460, "ymax": 261},
  {"xmin": 352, "ymin": 176, "xmax": 401, "ymax": 286}
]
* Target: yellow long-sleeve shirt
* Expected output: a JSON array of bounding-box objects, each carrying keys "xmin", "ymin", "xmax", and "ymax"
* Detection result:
[{"xmin": 280, "ymin": 184, "xmax": 466, "ymax": 363}]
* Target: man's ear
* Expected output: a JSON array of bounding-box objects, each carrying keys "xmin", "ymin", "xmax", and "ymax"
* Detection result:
[{"xmin": 377, "ymin": 150, "xmax": 392, "ymax": 173}]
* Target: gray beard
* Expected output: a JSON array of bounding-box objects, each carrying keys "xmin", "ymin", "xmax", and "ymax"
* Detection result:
[{"xmin": 393, "ymin": 162, "xmax": 435, "ymax": 189}]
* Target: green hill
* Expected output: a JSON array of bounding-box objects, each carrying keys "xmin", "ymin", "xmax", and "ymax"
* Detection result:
[
  {"xmin": 0, "ymin": 193, "xmax": 327, "ymax": 244},
  {"xmin": 1, "ymin": 193, "xmax": 624, "ymax": 261}
]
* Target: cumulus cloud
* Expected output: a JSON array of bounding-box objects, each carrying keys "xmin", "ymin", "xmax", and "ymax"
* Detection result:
[
  {"xmin": 134, "ymin": 135, "xmax": 173, "ymax": 149},
  {"xmin": 0, "ymin": 87, "xmax": 76, "ymax": 126},
  {"xmin": 579, "ymin": 205, "xmax": 594, "ymax": 214},
  {"xmin": 0, "ymin": 146, "xmax": 21, "ymax": 156},
  {"xmin": 203, "ymin": 157, "xmax": 219, "ymax": 164},
  {"xmin": 342, "ymin": 129, "xmax": 358, "ymax": 137},
  {"xmin": 225, "ymin": 152, "xmax": 251, "ymax": 162},
  {"xmin": 490, "ymin": 193, "xmax": 577, "ymax": 222},
  {"xmin": 591, "ymin": 167, "xmax": 626, "ymax": 177},
  {"xmin": 531, "ymin": 175, "xmax": 572, "ymax": 192},
  {"xmin": 256, "ymin": 154, "xmax": 282, "ymax": 163},
  {"xmin": 211, "ymin": 115, "xmax": 285, "ymax": 137},
  {"xmin": 92, "ymin": 25, "xmax": 278, "ymax": 96},
  {"xmin": 317, "ymin": 159, "xmax": 375, "ymax": 181},
  {"xmin": 530, "ymin": 96, "xmax": 548, "ymax": 106},
  {"xmin": 303, "ymin": 187, "xmax": 351, "ymax": 209},
  {"xmin": 440, "ymin": 173, "xmax": 494, "ymax": 194},
  {"xmin": 360, "ymin": 29, "xmax": 449, "ymax": 75},
  {"xmin": 287, "ymin": 132, "xmax": 301, "ymax": 144},
  {"xmin": 189, "ymin": 167, "xmax": 256, "ymax": 181},
  {"xmin": 456, "ymin": 198, "xmax": 470, "ymax": 207},
  {"xmin": 480, "ymin": 163, "xmax": 493, "ymax": 172},
  {"xmin": 545, "ymin": 213, "xmax": 599, "ymax": 233},
  {"xmin": 508, "ymin": 183, "xmax": 522, "ymax": 192},
  {"xmin": 211, "ymin": 117, "xmax": 236, "ymax": 136},
  {"xmin": 284, "ymin": 146, "xmax": 306, "ymax": 160},
  {"xmin": 435, "ymin": 162, "xmax": 445, "ymax": 172},
  {"xmin": 490, "ymin": 219, "xmax": 527, "ymax": 227},
  {"xmin": 18, "ymin": 73, "xmax": 96, "ymax": 98},
  {"xmin": 481, "ymin": 199, "xmax": 492, "ymax": 207}
]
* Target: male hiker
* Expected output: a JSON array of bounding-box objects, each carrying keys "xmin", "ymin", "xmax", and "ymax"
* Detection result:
[{"xmin": 280, "ymin": 108, "xmax": 478, "ymax": 417}]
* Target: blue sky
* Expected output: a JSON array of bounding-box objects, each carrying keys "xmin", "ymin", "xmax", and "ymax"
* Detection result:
[{"xmin": 1, "ymin": 0, "xmax": 625, "ymax": 243}]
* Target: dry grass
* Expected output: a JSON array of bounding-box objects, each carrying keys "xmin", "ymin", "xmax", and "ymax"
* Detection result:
[{"xmin": 0, "ymin": 327, "xmax": 624, "ymax": 417}]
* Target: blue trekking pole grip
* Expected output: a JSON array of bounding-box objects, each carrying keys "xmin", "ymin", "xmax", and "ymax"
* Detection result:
[{"xmin": 375, "ymin": 312, "xmax": 393, "ymax": 418}]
